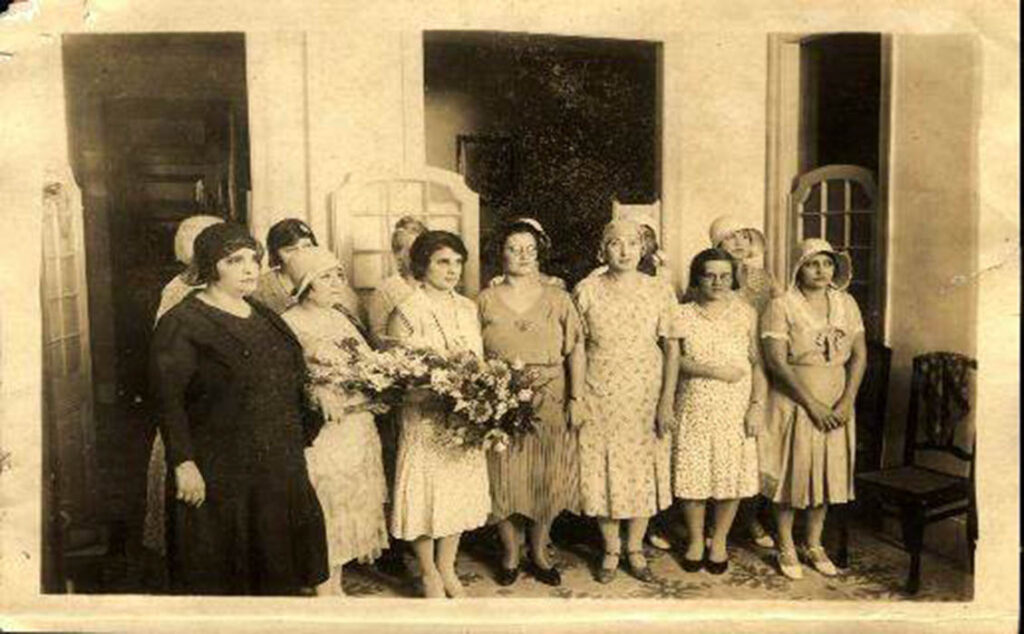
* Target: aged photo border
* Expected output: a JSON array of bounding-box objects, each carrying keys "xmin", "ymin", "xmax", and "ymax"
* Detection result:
[{"xmin": 1, "ymin": 0, "xmax": 1019, "ymax": 631}]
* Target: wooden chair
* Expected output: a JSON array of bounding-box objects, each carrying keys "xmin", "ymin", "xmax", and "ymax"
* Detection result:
[
  {"xmin": 834, "ymin": 340, "xmax": 892, "ymax": 568},
  {"xmin": 849, "ymin": 352, "xmax": 978, "ymax": 594}
]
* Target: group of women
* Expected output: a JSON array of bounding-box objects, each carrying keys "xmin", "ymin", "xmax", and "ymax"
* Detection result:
[{"xmin": 146, "ymin": 209, "xmax": 866, "ymax": 597}]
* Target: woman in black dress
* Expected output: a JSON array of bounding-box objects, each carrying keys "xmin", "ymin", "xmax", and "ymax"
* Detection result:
[{"xmin": 150, "ymin": 222, "xmax": 328, "ymax": 595}]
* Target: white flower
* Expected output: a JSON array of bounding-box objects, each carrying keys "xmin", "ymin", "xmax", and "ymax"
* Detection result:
[
  {"xmin": 517, "ymin": 389, "xmax": 533, "ymax": 403},
  {"xmin": 510, "ymin": 358, "xmax": 526, "ymax": 371}
]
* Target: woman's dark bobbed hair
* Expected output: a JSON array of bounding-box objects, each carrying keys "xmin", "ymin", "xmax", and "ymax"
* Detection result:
[
  {"xmin": 266, "ymin": 218, "xmax": 318, "ymax": 268},
  {"xmin": 687, "ymin": 248, "xmax": 740, "ymax": 290},
  {"xmin": 193, "ymin": 222, "xmax": 265, "ymax": 285},
  {"xmin": 491, "ymin": 219, "xmax": 551, "ymax": 267},
  {"xmin": 409, "ymin": 230, "xmax": 468, "ymax": 281}
]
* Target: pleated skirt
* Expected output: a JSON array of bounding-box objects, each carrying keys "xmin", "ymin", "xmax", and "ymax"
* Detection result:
[
  {"xmin": 759, "ymin": 364, "xmax": 856, "ymax": 509},
  {"xmin": 487, "ymin": 366, "xmax": 580, "ymax": 524}
]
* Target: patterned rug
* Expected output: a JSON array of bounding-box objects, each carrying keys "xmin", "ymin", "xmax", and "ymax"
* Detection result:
[{"xmin": 340, "ymin": 520, "xmax": 973, "ymax": 602}]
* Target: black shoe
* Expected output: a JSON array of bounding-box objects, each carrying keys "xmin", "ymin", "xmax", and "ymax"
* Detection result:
[
  {"xmin": 495, "ymin": 564, "xmax": 520, "ymax": 586},
  {"xmin": 527, "ymin": 561, "xmax": 562, "ymax": 586},
  {"xmin": 626, "ymin": 550, "xmax": 656, "ymax": 583},
  {"xmin": 680, "ymin": 556, "xmax": 704, "ymax": 573},
  {"xmin": 705, "ymin": 555, "xmax": 729, "ymax": 575}
]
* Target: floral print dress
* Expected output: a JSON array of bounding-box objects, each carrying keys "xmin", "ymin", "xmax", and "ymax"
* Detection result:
[
  {"xmin": 673, "ymin": 297, "xmax": 759, "ymax": 500},
  {"xmin": 573, "ymin": 273, "xmax": 682, "ymax": 519},
  {"xmin": 282, "ymin": 306, "xmax": 390, "ymax": 566}
]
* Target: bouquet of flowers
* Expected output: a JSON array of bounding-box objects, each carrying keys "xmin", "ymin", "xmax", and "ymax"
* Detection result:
[
  {"xmin": 424, "ymin": 350, "xmax": 545, "ymax": 452},
  {"xmin": 306, "ymin": 338, "xmax": 545, "ymax": 452}
]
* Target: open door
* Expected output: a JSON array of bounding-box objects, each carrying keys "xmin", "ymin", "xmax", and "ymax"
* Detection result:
[{"xmin": 41, "ymin": 174, "xmax": 96, "ymax": 591}]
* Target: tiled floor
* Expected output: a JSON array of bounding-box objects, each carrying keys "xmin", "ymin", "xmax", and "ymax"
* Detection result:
[
  {"xmin": 64, "ymin": 516, "xmax": 972, "ymax": 601},
  {"xmin": 338, "ymin": 520, "xmax": 973, "ymax": 601}
]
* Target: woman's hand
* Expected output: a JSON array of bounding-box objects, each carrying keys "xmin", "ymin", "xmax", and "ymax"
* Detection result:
[
  {"xmin": 567, "ymin": 397, "xmax": 587, "ymax": 430},
  {"xmin": 744, "ymin": 402, "xmax": 765, "ymax": 437},
  {"xmin": 175, "ymin": 460, "xmax": 206, "ymax": 507},
  {"xmin": 806, "ymin": 399, "xmax": 840, "ymax": 432},
  {"xmin": 832, "ymin": 396, "xmax": 854, "ymax": 425},
  {"xmin": 714, "ymin": 365, "xmax": 747, "ymax": 384},
  {"xmin": 655, "ymin": 398, "xmax": 675, "ymax": 439}
]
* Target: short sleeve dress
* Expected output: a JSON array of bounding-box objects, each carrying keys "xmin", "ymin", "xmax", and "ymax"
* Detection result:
[
  {"xmin": 389, "ymin": 288, "xmax": 492, "ymax": 539},
  {"xmin": 758, "ymin": 287, "xmax": 865, "ymax": 508},
  {"xmin": 282, "ymin": 306, "xmax": 390, "ymax": 567},
  {"xmin": 478, "ymin": 285, "xmax": 583, "ymax": 525},
  {"xmin": 573, "ymin": 273, "xmax": 682, "ymax": 519},
  {"xmin": 673, "ymin": 297, "xmax": 759, "ymax": 500}
]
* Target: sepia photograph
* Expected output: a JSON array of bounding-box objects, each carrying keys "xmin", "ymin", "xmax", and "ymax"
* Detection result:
[{"xmin": 0, "ymin": 0, "xmax": 1018, "ymax": 631}]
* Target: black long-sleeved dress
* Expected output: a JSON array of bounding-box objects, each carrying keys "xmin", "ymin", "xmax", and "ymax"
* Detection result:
[{"xmin": 150, "ymin": 294, "xmax": 328, "ymax": 595}]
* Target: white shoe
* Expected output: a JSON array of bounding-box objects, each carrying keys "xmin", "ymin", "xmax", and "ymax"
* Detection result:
[
  {"xmin": 647, "ymin": 531, "xmax": 672, "ymax": 551},
  {"xmin": 800, "ymin": 545, "xmax": 838, "ymax": 577},
  {"xmin": 778, "ymin": 548, "xmax": 804, "ymax": 580}
]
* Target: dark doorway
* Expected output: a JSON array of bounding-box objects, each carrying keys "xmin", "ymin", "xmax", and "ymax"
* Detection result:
[
  {"xmin": 800, "ymin": 33, "xmax": 882, "ymax": 174},
  {"xmin": 61, "ymin": 33, "xmax": 250, "ymax": 590},
  {"xmin": 424, "ymin": 31, "xmax": 660, "ymax": 286}
]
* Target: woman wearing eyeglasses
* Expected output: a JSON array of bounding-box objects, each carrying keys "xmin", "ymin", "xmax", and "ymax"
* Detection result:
[{"xmin": 477, "ymin": 218, "xmax": 585, "ymax": 588}]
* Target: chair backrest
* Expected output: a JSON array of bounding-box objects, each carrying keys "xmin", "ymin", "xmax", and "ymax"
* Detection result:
[
  {"xmin": 327, "ymin": 166, "xmax": 481, "ymax": 298},
  {"xmin": 854, "ymin": 340, "xmax": 892, "ymax": 473},
  {"xmin": 904, "ymin": 351, "xmax": 978, "ymax": 470}
]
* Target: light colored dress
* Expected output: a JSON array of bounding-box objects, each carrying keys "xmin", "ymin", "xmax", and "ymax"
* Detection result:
[
  {"xmin": 366, "ymin": 273, "xmax": 418, "ymax": 346},
  {"xmin": 759, "ymin": 287, "xmax": 864, "ymax": 508},
  {"xmin": 478, "ymin": 285, "xmax": 583, "ymax": 524},
  {"xmin": 389, "ymin": 288, "xmax": 491, "ymax": 539},
  {"xmin": 673, "ymin": 297, "xmax": 759, "ymax": 500},
  {"xmin": 281, "ymin": 306, "xmax": 389, "ymax": 566},
  {"xmin": 142, "ymin": 274, "xmax": 200, "ymax": 555},
  {"xmin": 737, "ymin": 264, "xmax": 779, "ymax": 316},
  {"xmin": 573, "ymin": 273, "xmax": 682, "ymax": 519},
  {"xmin": 255, "ymin": 268, "xmax": 364, "ymax": 323}
]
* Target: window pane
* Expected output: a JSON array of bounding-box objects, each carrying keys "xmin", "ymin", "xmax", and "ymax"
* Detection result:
[
  {"xmin": 43, "ymin": 257, "xmax": 60, "ymax": 298},
  {"xmin": 429, "ymin": 215, "xmax": 460, "ymax": 234},
  {"xmin": 46, "ymin": 299, "xmax": 62, "ymax": 337},
  {"xmin": 61, "ymin": 256, "xmax": 78, "ymax": 294},
  {"xmin": 351, "ymin": 216, "xmax": 384, "ymax": 251},
  {"xmin": 57, "ymin": 210, "xmax": 74, "ymax": 254},
  {"xmin": 42, "ymin": 213, "xmax": 57, "ymax": 258},
  {"xmin": 850, "ymin": 213, "xmax": 873, "ymax": 247},
  {"xmin": 826, "ymin": 179, "xmax": 846, "ymax": 211},
  {"xmin": 390, "ymin": 182, "xmax": 423, "ymax": 214},
  {"xmin": 850, "ymin": 248, "xmax": 872, "ymax": 280},
  {"xmin": 803, "ymin": 184, "xmax": 821, "ymax": 214},
  {"xmin": 47, "ymin": 341, "xmax": 64, "ymax": 374},
  {"xmin": 851, "ymin": 182, "xmax": 874, "ymax": 211},
  {"xmin": 61, "ymin": 296, "xmax": 79, "ymax": 334},
  {"xmin": 801, "ymin": 214, "xmax": 821, "ymax": 240},
  {"xmin": 64, "ymin": 336, "xmax": 81, "ymax": 374},
  {"xmin": 826, "ymin": 214, "xmax": 845, "ymax": 246}
]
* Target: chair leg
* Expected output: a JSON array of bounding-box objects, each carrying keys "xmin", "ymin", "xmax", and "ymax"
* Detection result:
[
  {"xmin": 900, "ymin": 505, "xmax": 926, "ymax": 595},
  {"xmin": 837, "ymin": 504, "xmax": 850, "ymax": 569},
  {"xmin": 967, "ymin": 494, "xmax": 978, "ymax": 575}
]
